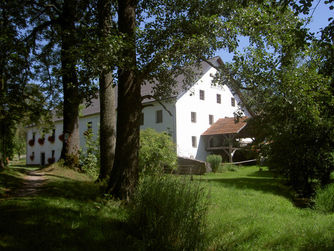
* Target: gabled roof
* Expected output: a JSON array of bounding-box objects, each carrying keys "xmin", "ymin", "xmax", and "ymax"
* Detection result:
[
  {"xmin": 202, "ymin": 117, "xmax": 248, "ymax": 136},
  {"xmin": 141, "ymin": 56, "xmax": 220, "ymax": 102},
  {"xmin": 66, "ymin": 57, "xmax": 222, "ymax": 119}
]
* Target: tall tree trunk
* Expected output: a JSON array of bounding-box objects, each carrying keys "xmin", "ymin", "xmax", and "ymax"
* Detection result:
[
  {"xmin": 97, "ymin": 0, "xmax": 116, "ymax": 181},
  {"xmin": 59, "ymin": 0, "xmax": 80, "ymax": 167},
  {"xmin": 107, "ymin": 0, "xmax": 140, "ymax": 200}
]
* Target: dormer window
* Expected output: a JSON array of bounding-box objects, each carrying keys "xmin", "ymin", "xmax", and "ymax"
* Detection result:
[{"xmin": 199, "ymin": 90, "xmax": 205, "ymax": 100}]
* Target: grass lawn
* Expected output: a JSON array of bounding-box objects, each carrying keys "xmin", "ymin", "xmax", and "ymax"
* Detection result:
[
  {"xmin": 1, "ymin": 162, "xmax": 334, "ymax": 250},
  {"xmin": 203, "ymin": 166, "xmax": 334, "ymax": 250}
]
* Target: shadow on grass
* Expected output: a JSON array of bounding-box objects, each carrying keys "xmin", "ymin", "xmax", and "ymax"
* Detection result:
[
  {"xmin": 0, "ymin": 200, "xmax": 139, "ymax": 250},
  {"xmin": 203, "ymin": 171, "xmax": 292, "ymax": 200},
  {"xmin": 0, "ymin": 166, "xmax": 142, "ymax": 250},
  {"xmin": 0, "ymin": 171, "xmax": 25, "ymax": 197}
]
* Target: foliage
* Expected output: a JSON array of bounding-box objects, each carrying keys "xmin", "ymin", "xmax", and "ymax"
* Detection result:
[
  {"xmin": 206, "ymin": 154, "xmax": 222, "ymax": 173},
  {"xmin": 226, "ymin": 17, "xmax": 334, "ymax": 195},
  {"xmin": 13, "ymin": 126, "xmax": 26, "ymax": 159},
  {"xmin": 80, "ymin": 129, "xmax": 100, "ymax": 179},
  {"xmin": 139, "ymin": 128, "xmax": 177, "ymax": 176},
  {"xmin": 128, "ymin": 175, "xmax": 209, "ymax": 250},
  {"xmin": 314, "ymin": 183, "xmax": 334, "ymax": 213}
]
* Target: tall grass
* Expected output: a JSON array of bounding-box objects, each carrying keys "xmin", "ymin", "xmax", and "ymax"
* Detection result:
[
  {"xmin": 314, "ymin": 183, "xmax": 334, "ymax": 213},
  {"xmin": 128, "ymin": 175, "xmax": 209, "ymax": 250}
]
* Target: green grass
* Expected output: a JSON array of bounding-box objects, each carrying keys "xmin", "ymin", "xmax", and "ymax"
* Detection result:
[
  {"xmin": 0, "ymin": 163, "xmax": 140, "ymax": 250},
  {"xmin": 1, "ymin": 163, "xmax": 334, "ymax": 250},
  {"xmin": 201, "ymin": 166, "xmax": 334, "ymax": 250}
]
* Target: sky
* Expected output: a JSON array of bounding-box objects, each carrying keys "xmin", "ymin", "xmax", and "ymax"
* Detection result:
[{"xmin": 217, "ymin": 0, "xmax": 333, "ymax": 62}]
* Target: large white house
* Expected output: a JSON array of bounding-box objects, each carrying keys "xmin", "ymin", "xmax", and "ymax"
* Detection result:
[{"xmin": 26, "ymin": 57, "xmax": 250, "ymax": 165}]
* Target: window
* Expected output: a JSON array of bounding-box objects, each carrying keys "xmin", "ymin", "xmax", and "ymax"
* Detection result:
[
  {"xmin": 52, "ymin": 150, "xmax": 55, "ymax": 158},
  {"xmin": 52, "ymin": 129, "xmax": 56, "ymax": 137},
  {"xmin": 217, "ymin": 94, "xmax": 221, "ymax": 104},
  {"xmin": 209, "ymin": 115, "xmax": 214, "ymax": 125},
  {"xmin": 199, "ymin": 90, "xmax": 205, "ymax": 100},
  {"xmin": 32, "ymin": 132, "xmax": 36, "ymax": 141},
  {"xmin": 231, "ymin": 97, "xmax": 236, "ymax": 107},
  {"xmin": 191, "ymin": 112, "xmax": 197, "ymax": 123},
  {"xmin": 192, "ymin": 136, "xmax": 197, "ymax": 148},
  {"xmin": 87, "ymin": 121, "xmax": 92, "ymax": 130},
  {"xmin": 140, "ymin": 113, "xmax": 144, "ymax": 125},
  {"xmin": 156, "ymin": 110, "xmax": 163, "ymax": 123}
]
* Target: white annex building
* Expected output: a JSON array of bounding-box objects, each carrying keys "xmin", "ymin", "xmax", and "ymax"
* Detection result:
[{"xmin": 26, "ymin": 57, "xmax": 251, "ymax": 166}]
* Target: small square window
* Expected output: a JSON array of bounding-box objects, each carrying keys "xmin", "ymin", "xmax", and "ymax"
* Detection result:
[
  {"xmin": 231, "ymin": 97, "xmax": 236, "ymax": 107},
  {"xmin": 156, "ymin": 110, "xmax": 163, "ymax": 123},
  {"xmin": 192, "ymin": 136, "xmax": 197, "ymax": 148},
  {"xmin": 191, "ymin": 112, "xmax": 197, "ymax": 123},
  {"xmin": 199, "ymin": 90, "xmax": 205, "ymax": 100},
  {"xmin": 140, "ymin": 113, "xmax": 144, "ymax": 125},
  {"xmin": 209, "ymin": 115, "xmax": 214, "ymax": 125},
  {"xmin": 217, "ymin": 94, "xmax": 221, "ymax": 104}
]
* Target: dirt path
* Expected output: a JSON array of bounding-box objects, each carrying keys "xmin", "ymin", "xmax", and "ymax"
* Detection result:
[{"xmin": 11, "ymin": 171, "xmax": 47, "ymax": 197}]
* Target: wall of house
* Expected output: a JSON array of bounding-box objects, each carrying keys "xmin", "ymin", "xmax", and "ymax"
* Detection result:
[
  {"xmin": 140, "ymin": 101, "xmax": 176, "ymax": 142},
  {"xmin": 26, "ymin": 114, "xmax": 99, "ymax": 165},
  {"xmin": 175, "ymin": 66, "xmax": 245, "ymax": 161}
]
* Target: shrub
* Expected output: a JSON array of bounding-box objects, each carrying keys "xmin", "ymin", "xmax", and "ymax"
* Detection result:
[
  {"xmin": 128, "ymin": 175, "xmax": 209, "ymax": 250},
  {"xmin": 206, "ymin": 154, "xmax": 222, "ymax": 173},
  {"xmin": 79, "ymin": 129, "xmax": 99, "ymax": 178},
  {"xmin": 314, "ymin": 183, "xmax": 334, "ymax": 213},
  {"xmin": 139, "ymin": 128, "xmax": 177, "ymax": 176}
]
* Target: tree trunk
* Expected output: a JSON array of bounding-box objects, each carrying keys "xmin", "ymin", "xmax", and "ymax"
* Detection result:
[
  {"xmin": 59, "ymin": 0, "xmax": 81, "ymax": 168},
  {"xmin": 96, "ymin": 0, "xmax": 117, "ymax": 181},
  {"xmin": 107, "ymin": 0, "xmax": 140, "ymax": 200}
]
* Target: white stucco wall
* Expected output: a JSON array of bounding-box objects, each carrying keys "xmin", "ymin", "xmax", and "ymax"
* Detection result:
[
  {"xmin": 26, "ymin": 114, "xmax": 100, "ymax": 165},
  {"xmin": 175, "ymin": 66, "xmax": 245, "ymax": 161},
  {"xmin": 140, "ymin": 101, "xmax": 176, "ymax": 142}
]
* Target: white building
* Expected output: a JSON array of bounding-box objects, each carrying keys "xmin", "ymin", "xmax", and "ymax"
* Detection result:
[{"xmin": 26, "ymin": 57, "xmax": 250, "ymax": 165}]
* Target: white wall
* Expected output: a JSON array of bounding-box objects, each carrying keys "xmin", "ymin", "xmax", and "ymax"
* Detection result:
[
  {"xmin": 175, "ymin": 66, "xmax": 244, "ymax": 161},
  {"xmin": 140, "ymin": 101, "xmax": 176, "ymax": 142},
  {"xmin": 26, "ymin": 114, "xmax": 100, "ymax": 165}
]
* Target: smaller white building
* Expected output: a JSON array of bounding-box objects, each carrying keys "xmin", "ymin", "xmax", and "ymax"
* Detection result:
[{"xmin": 26, "ymin": 57, "xmax": 250, "ymax": 165}]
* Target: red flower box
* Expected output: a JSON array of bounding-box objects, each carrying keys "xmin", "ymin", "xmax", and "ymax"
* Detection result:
[
  {"xmin": 38, "ymin": 138, "xmax": 45, "ymax": 145},
  {"xmin": 28, "ymin": 139, "xmax": 35, "ymax": 146},
  {"xmin": 58, "ymin": 134, "xmax": 64, "ymax": 141},
  {"xmin": 48, "ymin": 135, "xmax": 55, "ymax": 143},
  {"xmin": 48, "ymin": 157, "xmax": 55, "ymax": 164}
]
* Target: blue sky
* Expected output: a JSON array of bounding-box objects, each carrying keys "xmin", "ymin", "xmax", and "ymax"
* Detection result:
[{"xmin": 217, "ymin": 0, "xmax": 333, "ymax": 62}]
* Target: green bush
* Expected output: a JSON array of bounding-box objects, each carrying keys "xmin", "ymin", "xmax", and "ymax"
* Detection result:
[
  {"xmin": 314, "ymin": 183, "xmax": 334, "ymax": 213},
  {"xmin": 139, "ymin": 128, "xmax": 177, "ymax": 176},
  {"xmin": 128, "ymin": 175, "xmax": 209, "ymax": 250},
  {"xmin": 206, "ymin": 154, "xmax": 222, "ymax": 173},
  {"xmin": 79, "ymin": 129, "xmax": 99, "ymax": 179}
]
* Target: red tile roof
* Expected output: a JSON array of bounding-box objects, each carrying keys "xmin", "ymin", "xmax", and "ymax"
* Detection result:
[{"xmin": 202, "ymin": 117, "xmax": 248, "ymax": 136}]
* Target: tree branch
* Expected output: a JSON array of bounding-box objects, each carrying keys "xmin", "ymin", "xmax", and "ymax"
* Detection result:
[{"xmin": 141, "ymin": 95, "xmax": 173, "ymax": 116}]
